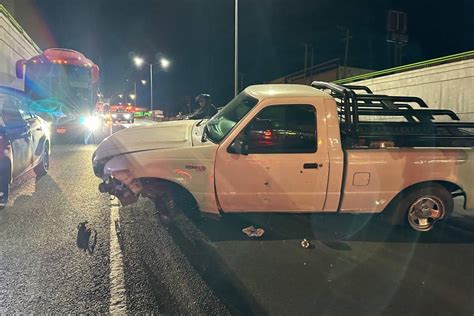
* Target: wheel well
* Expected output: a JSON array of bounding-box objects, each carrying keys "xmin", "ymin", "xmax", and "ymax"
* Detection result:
[
  {"xmin": 139, "ymin": 177, "xmax": 199, "ymax": 207},
  {"xmin": 388, "ymin": 180, "xmax": 464, "ymax": 208}
]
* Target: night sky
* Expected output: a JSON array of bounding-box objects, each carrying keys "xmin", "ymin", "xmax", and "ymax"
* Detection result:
[{"xmin": 10, "ymin": 0, "xmax": 474, "ymax": 113}]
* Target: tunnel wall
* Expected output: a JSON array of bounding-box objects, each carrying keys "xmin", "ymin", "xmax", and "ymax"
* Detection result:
[
  {"xmin": 0, "ymin": 5, "xmax": 41, "ymax": 91},
  {"xmin": 355, "ymin": 58, "xmax": 474, "ymax": 121}
]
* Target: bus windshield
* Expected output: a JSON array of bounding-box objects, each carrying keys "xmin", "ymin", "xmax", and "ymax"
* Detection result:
[{"xmin": 25, "ymin": 63, "xmax": 93, "ymax": 115}]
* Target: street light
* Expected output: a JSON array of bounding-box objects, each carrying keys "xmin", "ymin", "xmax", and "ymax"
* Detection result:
[
  {"xmin": 141, "ymin": 80, "xmax": 147, "ymax": 85},
  {"xmin": 133, "ymin": 57, "xmax": 145, "ymax": 68},
  {"xmin": 160, "ymin": 58, "xmax": 170, "ymax": 70},
  {"xmin": 133, "ymin": 55, "xmax": 171, "ymax": 111},
  {"xmin": 118, "ymin": 94, "xmax": 123, "ymax": 99},
  {"xmin": 129, "ymin": 94, "xmax": 136, "ymax": 100}
]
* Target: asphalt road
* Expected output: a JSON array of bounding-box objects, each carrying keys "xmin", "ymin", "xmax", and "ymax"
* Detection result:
[{"xmin": 1, "ymin": 119, "xmax": 474, "ymax": 314}]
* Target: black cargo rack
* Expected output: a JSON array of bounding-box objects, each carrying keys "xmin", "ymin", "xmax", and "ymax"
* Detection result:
[{"xmin": 311, "ymin": 81, "xmax": 474, "ymax": 148}]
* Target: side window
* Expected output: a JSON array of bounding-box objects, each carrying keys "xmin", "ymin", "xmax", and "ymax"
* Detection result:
[
  {"xmin": 245, "ymin": 104, "xmax": 317, "ymax": 154},
  {"xmin": 17, "ymin": 98, "xmax": 33, "ymax": 120},
  {"xmin": 2, "ymin": 96, "xmax": 25, "ymax": 126}
]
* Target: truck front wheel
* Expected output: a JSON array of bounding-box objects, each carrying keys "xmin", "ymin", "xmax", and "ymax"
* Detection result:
[
  {"xmin": 391, "ymin": 184, "xmax": 453, "ymax": 232},
  {"xmin": 152, "ymin": 185, "xmax": 200, "ymax": 225}
]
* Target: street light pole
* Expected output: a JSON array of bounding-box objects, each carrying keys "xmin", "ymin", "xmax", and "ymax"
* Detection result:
[
  {"xmin": 134, "ymin": 82, "xmax": 137, "ymax": 106},
  {"xmin": 134, "ymin": 56, "xmax": 169, "ymax": 112},
  {"xmin": 150, "ymin": 64, "xmax": 153, "ymax": 111},
  {"xmin": 234, "ymin": 0, "xmax": 238, "ymax": 97}
]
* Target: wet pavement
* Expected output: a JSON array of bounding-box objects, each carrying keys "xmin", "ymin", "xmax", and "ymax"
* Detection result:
[{"xmin": 1, "ymin": 127, "xmax": 474, "ymax": 314}]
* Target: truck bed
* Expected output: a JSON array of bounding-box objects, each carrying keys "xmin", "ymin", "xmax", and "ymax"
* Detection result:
[
  {"xmin": 339, "ymin": 147, "xmax": 474, "ymax": 213},
  {"xmin": 311, "ymin": 81, "xmax": 474, "ymax": 149}
]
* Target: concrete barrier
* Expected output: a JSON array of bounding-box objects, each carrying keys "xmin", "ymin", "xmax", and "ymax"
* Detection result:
[
  {"xmin": 355, "ymin": 59, "xmax": 474, "ymax": 121},
  {"xmin": 0, "ymin": 5, "xmax": 41, "ymax": 91}
]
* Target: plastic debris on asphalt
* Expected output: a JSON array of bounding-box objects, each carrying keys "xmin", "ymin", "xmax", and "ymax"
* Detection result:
[
  {"xmin": 300, "ymin": 239, "xmax": 311, "ymax": 249},
  {"xmin": 242, "ymin": 226, "xmax": 265, "ymax": 237}
]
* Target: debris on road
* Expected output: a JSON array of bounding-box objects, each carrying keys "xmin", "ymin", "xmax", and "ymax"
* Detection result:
[
  {"xmin": 242, "ymin": 226, "xmax": 265, "ymax": 238},
  {"xmin": 76, "ymin": 221, "xmax": 97, "ymax": 254},
  {"xmin": 300, "ymin": 239, "xmax": 311, "ymax": 249}
]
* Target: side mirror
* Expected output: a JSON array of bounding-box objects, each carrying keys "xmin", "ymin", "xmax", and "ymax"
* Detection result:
[
  {"xmin": 91, "ymin": 65, "xmax": 99, "ymax": 82},
  {"xmin": 228, "ymin": 139, "xmax": 248, "ymax": 155},
  {"xmin": 16, "ymin": 59, "xmax": 26, "ymax": 79}
]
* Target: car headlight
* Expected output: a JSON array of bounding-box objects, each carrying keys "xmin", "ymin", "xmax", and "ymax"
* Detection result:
[
  {"xmin": 124, "ymin": 113, "xmax": 131, "ymax": 119},
  {"xmin": 112, "ymin": 114, "xmax": 117, "ymax": 118},
  {"xmin": 83, "ymin": 116, "xmax": 101, "ymax": 131}
]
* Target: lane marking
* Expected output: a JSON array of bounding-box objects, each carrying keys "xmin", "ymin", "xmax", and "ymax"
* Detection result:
[{"xmin": 109, "ymin": 197, "xmax": 127, "ymax": 314}]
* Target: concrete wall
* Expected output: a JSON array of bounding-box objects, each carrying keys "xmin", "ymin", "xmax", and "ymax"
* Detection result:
[
  {"xmin": 355, "ymin": 59, "xmax": 474, "ymax": 121},
  {"xmin": 271, "ymin": 66, "xmax": 372, "ymax": 85},
  {"xmin": 0, "ymin": 6, "xmax": 41, "ymax": 91}
]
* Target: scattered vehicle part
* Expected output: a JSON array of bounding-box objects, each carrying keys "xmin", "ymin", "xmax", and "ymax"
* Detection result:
[
  {"xmin": 300, "ymin": 239, "xmax": 311, "ymax": 249},
  {"xmin": 242, "ymin": 226, "xmax": 265, "ymax": 238},
  {"xmin": 76, "ymin": 221, "xmax": 97, "ymax": 254}
]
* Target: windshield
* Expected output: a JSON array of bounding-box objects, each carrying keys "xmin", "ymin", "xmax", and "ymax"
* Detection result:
[
  {"xmin": 25, "ymin": 63, "xmax": 93, "ymax": 115},
  {"xmin": 205, "ymin": 92, "xmax": 258, "ymax": 143}
]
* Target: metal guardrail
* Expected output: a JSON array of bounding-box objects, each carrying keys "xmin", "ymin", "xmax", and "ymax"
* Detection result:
[
  {"xmin": 0, "ymin": 4, "xmax": 42, "ymax": 53},
  {"xmin": 334, "ymin": 50, "xmax": 474, "ymax": 84}
]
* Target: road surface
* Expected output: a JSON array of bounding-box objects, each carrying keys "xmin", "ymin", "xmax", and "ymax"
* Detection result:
[{"xmin": 1, "ymin": 119, "xmax": 474, "ymax": 314}]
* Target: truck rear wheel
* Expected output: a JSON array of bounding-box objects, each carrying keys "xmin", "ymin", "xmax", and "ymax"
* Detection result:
[{"xmin": 391, "ymin": 184, "xmax": 453, "ymax": 232}]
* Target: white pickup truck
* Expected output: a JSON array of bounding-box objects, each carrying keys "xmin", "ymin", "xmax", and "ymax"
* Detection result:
[{"xmin": 92, "ymin": 82, "xmax": 474, "ymax": 232}]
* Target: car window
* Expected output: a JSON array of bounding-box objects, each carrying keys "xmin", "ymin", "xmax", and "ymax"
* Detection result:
[
  {"xmin": 245, "ymin": 104, "xmax": 317, "ymax": 154},
  {"xmin": 2, "ymin": 97, "xmax": 25, "ymax": 126}
]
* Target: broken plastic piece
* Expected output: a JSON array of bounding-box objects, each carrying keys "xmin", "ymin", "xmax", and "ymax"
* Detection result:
[
  {"xmin": 242, "ymin": 226, "xmax": 264, "ymax": 238},
  {"xmin": 301, "ymin": 239, "xmax": 311, "ymax": 249}
]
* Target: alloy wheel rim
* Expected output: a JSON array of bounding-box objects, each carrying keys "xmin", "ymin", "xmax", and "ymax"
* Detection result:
[{"xmin": 407, "ymin": 196, "xmax": 445, "ymax": 232}]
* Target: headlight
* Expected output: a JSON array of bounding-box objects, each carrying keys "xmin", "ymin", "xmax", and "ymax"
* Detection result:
[
  {"xmin": 124, "ymin": 113, "xmax": 131, "ymax": 119},
  {"xmin": 112, "ymin": 114, "xmax": 117, "ymax": 118},
  {"xmin": 83, "ymin": 116, "xmax": 101, "ymax": 131}
]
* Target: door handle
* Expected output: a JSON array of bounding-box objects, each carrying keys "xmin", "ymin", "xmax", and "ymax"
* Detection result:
[
  {"xmin": 36, "ymin": 127, "xmax": 42, "ymax": 131},
  {"xmin": 303, "ymin": 163, "xmax": 320, "ymax": 169}
]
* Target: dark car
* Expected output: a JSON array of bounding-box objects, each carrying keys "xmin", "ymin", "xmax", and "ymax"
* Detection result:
[
  {"xmin": 51, "ymin": 110, "xmax": 106, "ymax": 144},
  {"xmin": 0, "ymin": 88, "xmax": 51, "ymax": 208},
  {"xmin": 111, "ymin": 109, "xmax": 134, "ymax": 123}
]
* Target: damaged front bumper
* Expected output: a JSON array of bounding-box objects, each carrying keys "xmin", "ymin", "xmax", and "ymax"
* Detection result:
[{"xmin": 97, "ymin": 168, "xmax": 143, "ymax": 206}]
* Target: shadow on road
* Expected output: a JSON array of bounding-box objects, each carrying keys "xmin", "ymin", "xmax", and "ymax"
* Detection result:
[
  {"xmin": 187, "ymin": 212, "xmax": 474, "ymax": 245},
  {"xmin": 164, "ymin": 218, "xmax": 267, "ymax": 315}
]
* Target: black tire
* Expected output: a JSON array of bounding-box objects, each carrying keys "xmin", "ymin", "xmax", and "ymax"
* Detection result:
[
  {"xmin": 388, "ymin": 184, "xmax": 453, "ymax": 232},
  {"xmin": 0, "ymin": 176, "xmax": 10, "ymax": 210},
  {"xmin": 34, "ymin": 143, "xmax": 50, "ymax": 176},
  {"xmin": 153, "ymin": 186, "xmax": 200, "ymax": 225}
]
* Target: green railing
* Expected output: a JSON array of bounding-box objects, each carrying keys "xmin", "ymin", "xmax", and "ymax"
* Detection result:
[
  {"xmin": 334, "ymin": 50, "xmax": 474, "ymax": 84},
  {"xmin": 0, "ymin": 4, "xmax": 42, "ymax": 53}
]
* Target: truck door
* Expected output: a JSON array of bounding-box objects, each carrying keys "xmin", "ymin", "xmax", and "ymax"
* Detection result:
[{"xmin": 215, "ymin": 102, "xmax": 330, "ymax": 212}]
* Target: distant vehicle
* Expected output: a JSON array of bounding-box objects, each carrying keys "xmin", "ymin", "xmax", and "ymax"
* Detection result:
[
  {"xmin": 92, "ymin": 82, "xmax": 474, "ymax": 232},
  {"xmin": 15, "ymin": 48, "xmax": 103, "ymax": 143},
  {"xmin": 151, "ymin": 110, "xmax": 164, "ymax": 121},
  {"xmin": 0, "ymin": 88, "xmax": 51, "ymax": 209},
  {"xmin": 112, "ymin": 109, "xmax": 134, "ymax": 124}
]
